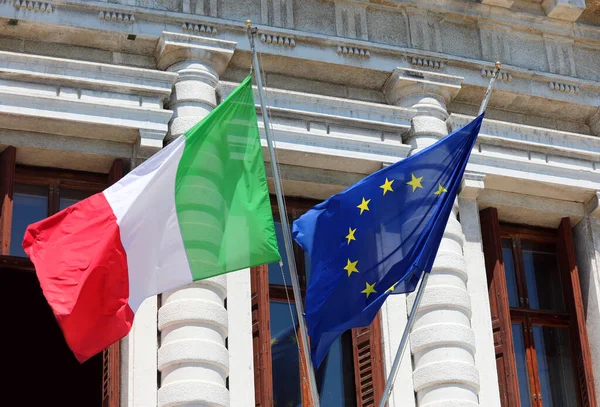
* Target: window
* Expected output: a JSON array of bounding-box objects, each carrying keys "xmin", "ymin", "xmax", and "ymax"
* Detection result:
[
  {"xmin": 252, "ymin": 198, "xmax": 384, "ymax": 407},
  {"xmin": 480, "ymin": 208, "xmax": 597, "ymax": 407},
  {"xmin": 0, "ymin": 146, "xmax": 123, "ymax": 407}
]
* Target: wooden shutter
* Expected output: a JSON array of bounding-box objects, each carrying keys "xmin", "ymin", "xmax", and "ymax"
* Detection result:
[
  {"xmin": 102, "ymin": 158, "xmax": 125, "ymax": 407},
  {"xmin": 480, "ymin": 207, "xmax": 519, "ymax": 406},
  {"xmin": 557, "ymin": 217, "xmax": 597, "ymax": 407},
  {"xmin": 251, "ymin": 264, "xmax": 273, "ymax": 407},
  {"xmin": 0, "ymin": 146, "xmax": 16, "ymax": 255},
  {"xmin": 352, "ymin": 313, "xmax": 384, "ymax": 407}
]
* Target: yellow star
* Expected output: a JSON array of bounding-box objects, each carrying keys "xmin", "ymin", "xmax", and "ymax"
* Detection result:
[
  {"xmin": 434, "ymin": 183, "xmax": 448, "ymax": 196},
  {"xmin": 290, "ymin": 335, "xmax": 297, "ymax": 344},
  {"xmin": 406, "ymin": 173, "xmax": 423, "ymax": 192},
  {"xmin": 361, "ymin": 282, "xmax": 377, "ymax": 298},
  {"xmin": 380, "ymin": 178, "xmax": 394, "ymax": 195},
  {"xmin": 344, "ymin": 259, "xmax": 359, "ymax": 276},
  {"xmin": 386, "ymin": 283, "xmax": 397, "ymax": 293},
  {"xmin": 271, "ymin": 337, "xmax": 278, "ymax": 346},
  {"xmin": 357, "ymin": 197, "xmax": 371, "ymax": 214},
  {"xmin": 346, "ymin": 227, "xmax": 357, "ymax": 245}
]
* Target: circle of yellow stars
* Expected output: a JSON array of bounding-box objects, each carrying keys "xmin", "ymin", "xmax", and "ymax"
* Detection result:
[{"xmin": 345, "ymin": 172, "xmax": 447, "ymax": 298}]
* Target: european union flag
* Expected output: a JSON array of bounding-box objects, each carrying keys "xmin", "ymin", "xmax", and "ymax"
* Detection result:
[{"xmin": 292, "ymin": 114, "xmax": 484, "ymax": 368}]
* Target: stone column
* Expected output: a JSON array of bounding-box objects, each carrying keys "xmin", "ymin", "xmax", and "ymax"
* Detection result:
[
  {"xmin": 154, "ymin": 32, "xmax": 236, "ymax": 407},
  {"xmin": 384, "ymin": 68, "xmax": 480, "ymax": 407}
]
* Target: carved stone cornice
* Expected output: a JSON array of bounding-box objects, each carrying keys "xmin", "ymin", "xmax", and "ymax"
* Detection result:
[
  {"xmin": 459, "ymin": 171, "xmax": 486, "ymax": 200},
  {"xmin": 154, "ymin": 32, "xmax": 236, "ymax": 74},
  {"xmin": 383, "ymin": 68, "xmax": 463, "ymax": 108},
  {"xmin": 589, "ymin": 107, "xmax": 600, "ymax": 137},
  {"xmin": 585, "ymin": 191, "xmax": 600, "ymax": 218}
]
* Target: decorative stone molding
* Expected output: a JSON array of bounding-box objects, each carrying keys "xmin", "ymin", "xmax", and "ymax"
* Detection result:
[
  {"xmin": 542, "ymin": 0, "xmax": 586, "ymax": 22},
  {"xmin": 260, "ymin": 33, "xmax": 296, "ymax": 47},
  {"xmin": 478, "ymin": 0, "xmax": 514, "ymax": 8},
  {"xmin": 549, "ymin": 82, "xmax": 581, "ymax": 94},
  {"xmin": 261, "ymin": 0, "xmax": 294, "ymax": 29},
  {"xmin": 482, "ymin": 69, "xmax": 512, "ymax": 82},
  {"xmin": 589, "ymin": 107, "xmax": 600, "ymax": 137},
  {"xmin": 450, "ymin": 114, "xmax": 600, "ymax": 163},
  {"xmin": 154, "ymin": 32, "xmax": 236, "ymax": 74},
  {"xmin": 383, "ymin": 68, "xmax": 463, "ymax": 112},
  {"xmin": 479, "ymin": 23, "xmax": 511, "ymax": 65},
  {"xmin": 544, "ymin": 34, "xmax": 576, "ymax": 77},
  {"xmin": 408, "ymin": 10, "xmax": 442, "ymax": 53},
  {"xmin": 183, "ymin": 0, "xmax": 217, "ymax": 17},
  {"xmin": 181, "ymin": 22, "xmax": 217, "ymax": 35},
  {"xmin": 460, "ymin": 171, "xmax": 486, "ymax": 200},
  {"xmin": 335, "ymin": 1, "xmax": 368, "ymax": 40},
  {"xmin": 585, "ymin": 191, "xmax": 600, "ymax": 217},
  {"xmin": 98, "ymin": 10, "xmax": 135, "ymax": 23},
  {"xmin": 411, "ymin": 57, "xmax": 444, "ymax": 69},
  {"xmin": 14, "ymin": 0, "xmax": 53, "ymax": 12},
  {"xmin": 336, "ymin": 45, "xmax": 370, "ymax": 57}
]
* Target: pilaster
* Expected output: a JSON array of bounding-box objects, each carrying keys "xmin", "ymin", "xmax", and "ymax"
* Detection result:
[
  {"xmin": 154, "ymin": 31, "xmax": 236, "ymax": 407},
  {"xmin": 459, "ymin": 171, "xmax": 502, "ymax": 407},
  {"xmin": 572, "ymin": 212, "xmax": 600, "ymax": 400}
]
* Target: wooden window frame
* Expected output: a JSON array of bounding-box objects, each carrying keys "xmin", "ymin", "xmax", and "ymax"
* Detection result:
[
  {"xmin": 481, "ymin": 207, "xmax": 597, "ymax": 407},
  {"xmin": 0, "ymin": 146, "xmax": 124, "ymax": 407},
  {"xmin": 251, "ymin": 197, "xmax": 384, "ymax": 407}
]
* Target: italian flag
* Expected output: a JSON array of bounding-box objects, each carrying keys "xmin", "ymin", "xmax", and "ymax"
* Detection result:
[{"xmin": 23, "ymin": 75, "xmax": 281, "ymax": 363}]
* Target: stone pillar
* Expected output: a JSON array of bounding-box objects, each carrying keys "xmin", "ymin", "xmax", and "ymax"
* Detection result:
[
  {"xmin": 459, "ymin": 172, "xmax": 502, "ymax": 407},
  {"xmin": 154, "ymin": 32, "xmax": 236, "ymax": 407},
  {"xmin": 384, "ymin": 68, "xmax": 480, "ymax": 407},
  {"xmin": 573, "ymin": 193, "xmax": 600, "ymax": 399}
]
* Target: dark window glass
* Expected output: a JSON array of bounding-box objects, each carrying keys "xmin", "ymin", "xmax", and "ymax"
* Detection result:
[
  {"xmin": 317, "ymin": 332, "xmax": 356, "ymax": 406},
  {"xmin": 10, "ymin": 184, "xmax": 48, "ymax": 256},
  {"xmin": 512, "ymin": 323, "xmax": 533, "ymax": 407},
  {"xmin": 270, "ymin": 301, "xmax": 300, "ymax": 407},
  {"xmin": 522, "ymin": 241, "xmax": 566, "ymax": 312},
  {"xmin": 533, "ymin": 326, "xmax": 577, "ymax": 407}
]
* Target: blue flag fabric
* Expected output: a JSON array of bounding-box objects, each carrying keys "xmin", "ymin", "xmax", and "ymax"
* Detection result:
[{"xmin": 292, "ymin": 114, "xmax": 484, "ymax": 368}]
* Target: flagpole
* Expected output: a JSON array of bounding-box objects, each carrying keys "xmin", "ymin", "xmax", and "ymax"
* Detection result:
[
  {"xmin": 377, "ymin": 61, "xmax": 501, "ymax": 407},
  {"xmin": 246, "ymin": 21, "xmax": 321, "ymax": 407}
]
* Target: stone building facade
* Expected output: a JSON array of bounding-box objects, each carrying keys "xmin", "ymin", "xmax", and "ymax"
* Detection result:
[{"xmin": 0, "ymin": 0, "xmax": 599, "ymax": 406}]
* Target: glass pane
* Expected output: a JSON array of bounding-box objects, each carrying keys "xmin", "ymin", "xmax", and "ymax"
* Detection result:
[
  {"xmin": 59, "ymin": 188, "xmax": 94, "ymax": 211},
  {"xmin": 533, "ymin": 326, "xmax": 577, "ymax": 407},
  {"xmin": 512, "ymin": 323, "xmax": 533, "ymax": 407},
  {"xmin": 316, "ymin": 331, "xmax": 356, "ymax": 406},
  {"xmin": 522, "ymin": 241, "xmax": 566, "ymax": 312},
  {"xmin": 10, "ymin": 184, "xmax": 48, "ymax": 257},
  {"xmin": 268, "ymin": 222, "xmax": 293, "ymax": 286},
  {"xmin": 270, "ymin": 301, "xmax": 300, "ymax": 407},
  {"xmin": 502, "ymin": 239, "xmax": 520, "ymax": 308}
]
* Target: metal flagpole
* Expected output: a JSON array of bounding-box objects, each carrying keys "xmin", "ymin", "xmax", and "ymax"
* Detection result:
[
  {"xmin": 246, "ymin": 21, "xmax": 321, "ymax": 407},
  {"xmin": 377, "ymin": 61, "xmax": 501, "ymax": 407}
]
